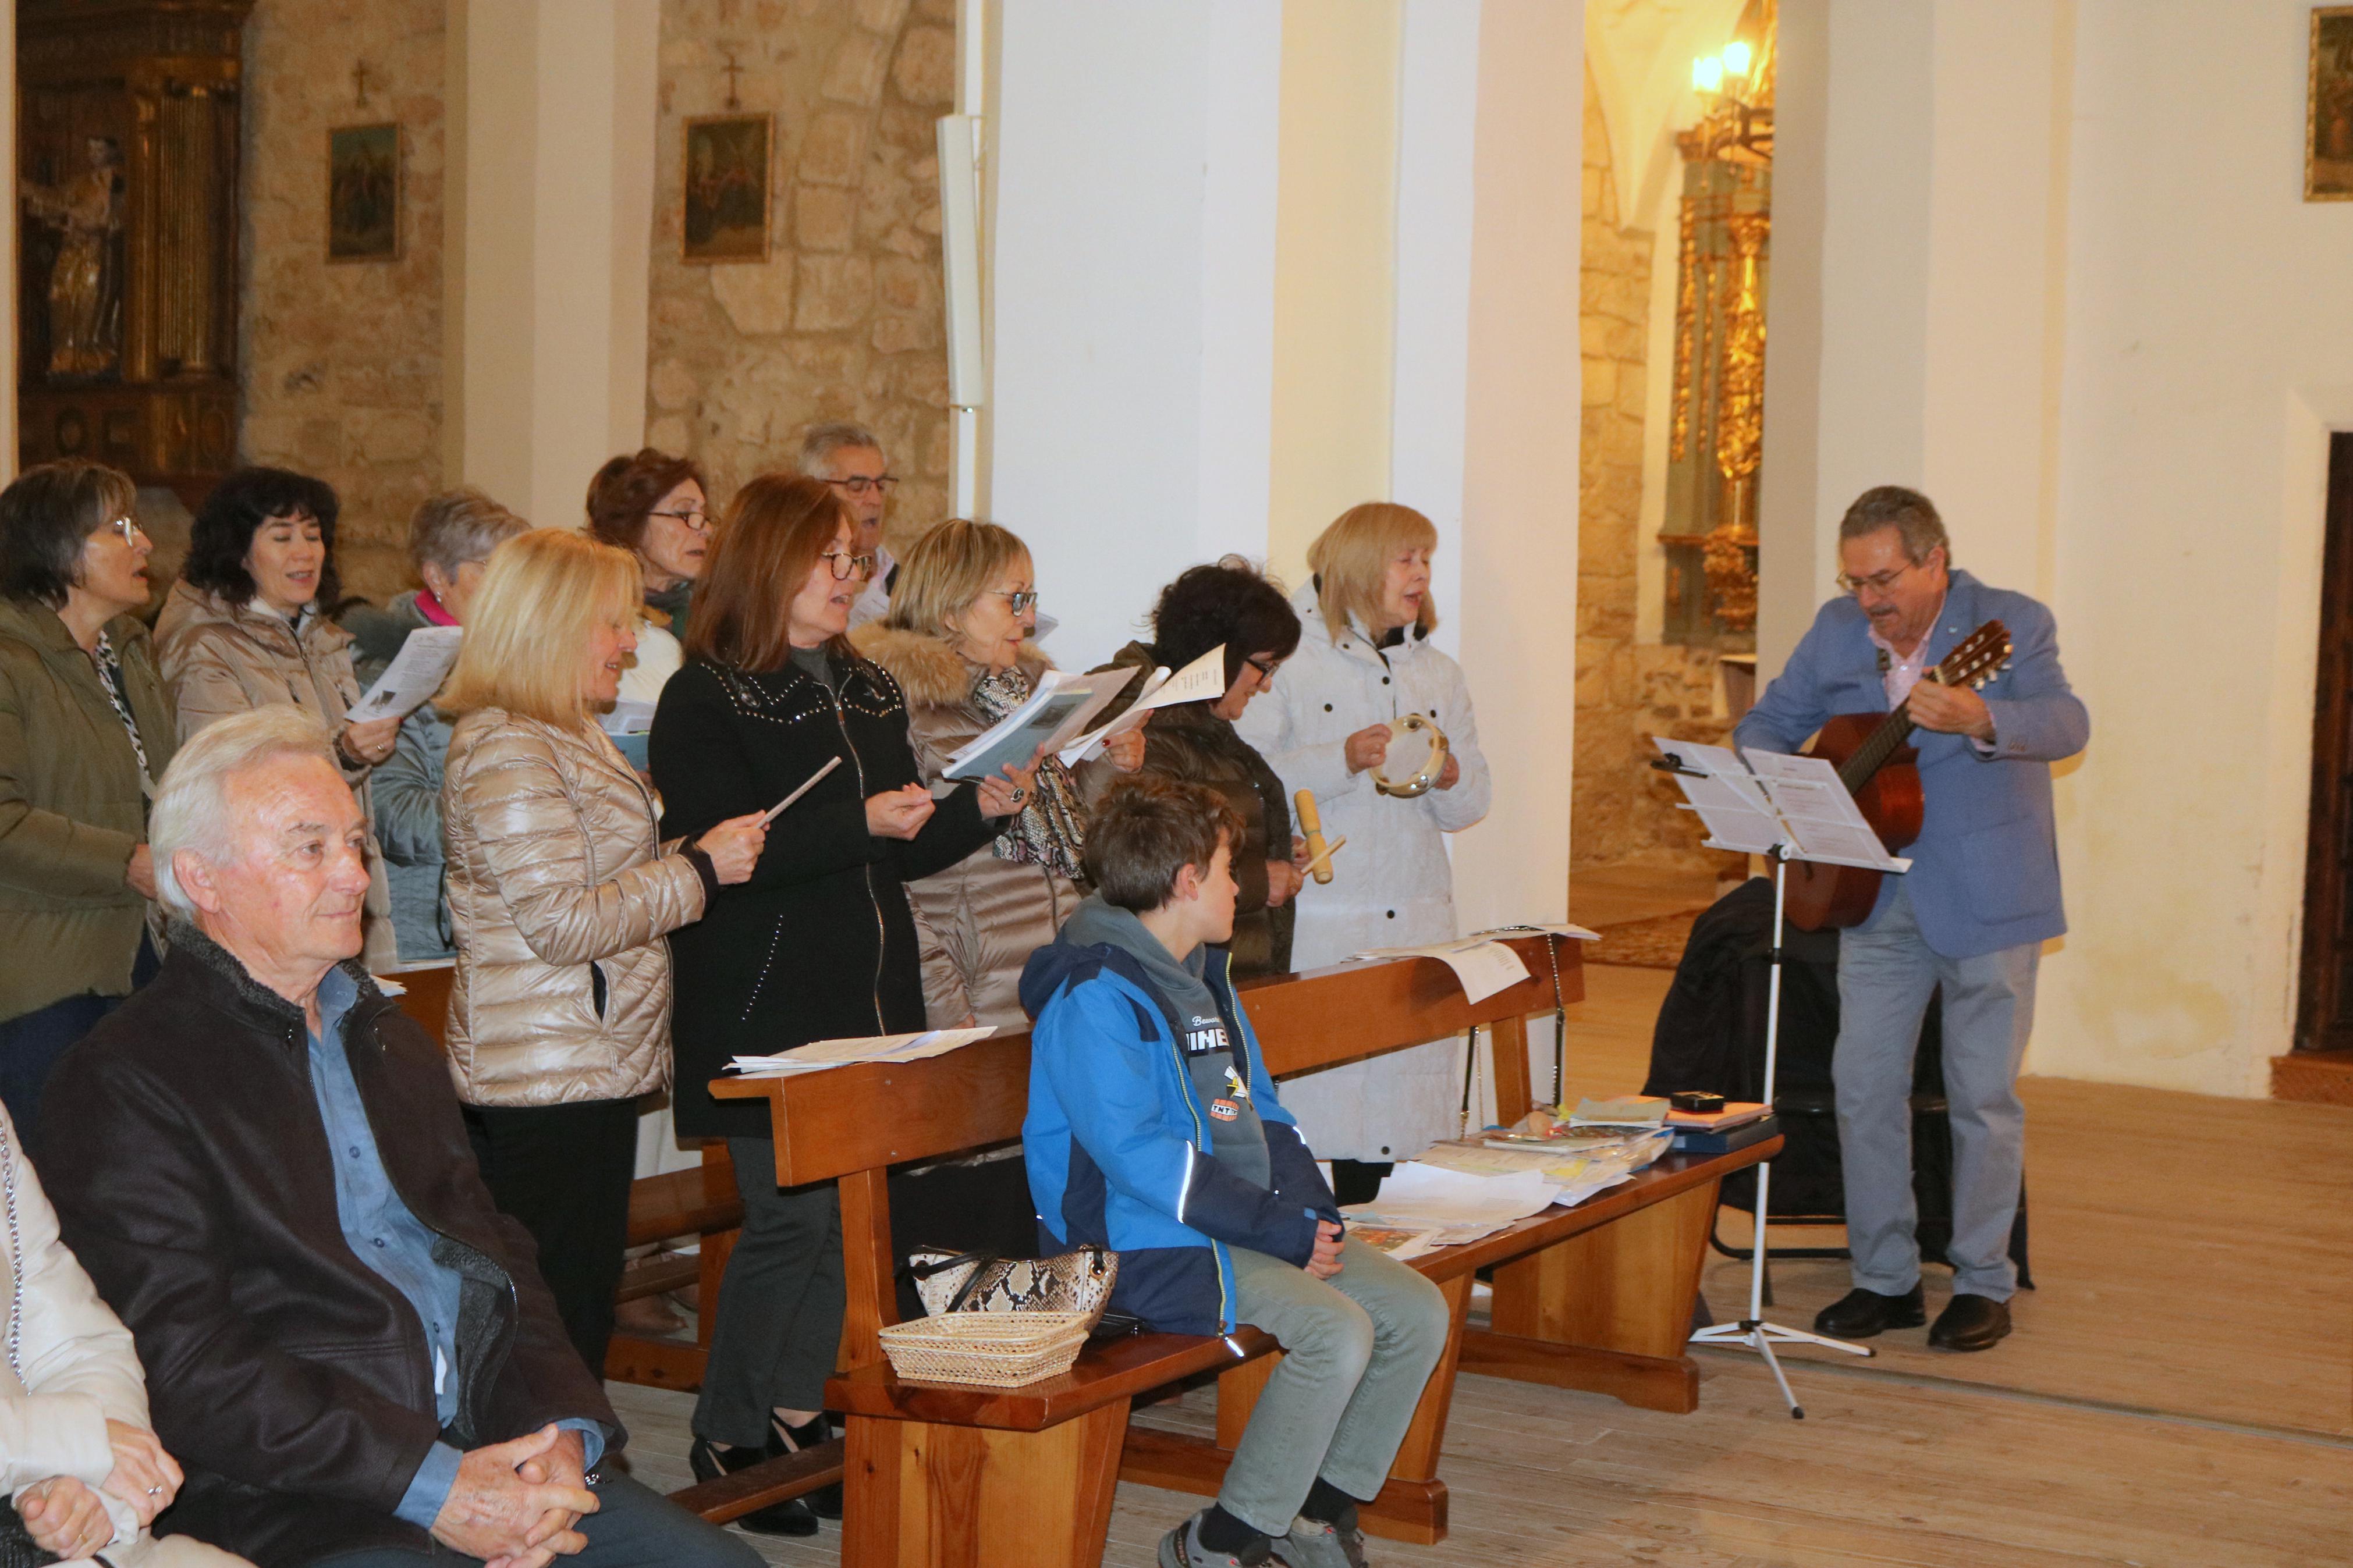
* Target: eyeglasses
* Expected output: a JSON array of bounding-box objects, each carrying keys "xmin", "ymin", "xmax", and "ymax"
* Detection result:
[
  {"xmin": 988, "ymin": 588, "xmax": 1040, "ymax": 614},
  {"xmin": 820, "ymin": 549, "xmax": 878, "ymax": 580},
  {"xmin": 1834, "ymin": 560, "xmax": 1924, "ymax": 595},
  {"xmin": 825, "ymin": 475, "xmax": 898, "ymax": 496},
  {"xmin": 1245, "ymin": 653, "xmax": 1283, "ymax": 680},
  {"xmin": 649, "ymin": 508, "xmax": 711, "ymax": 532},
  {"xmin": 94, "ymin": 517, "xmax": 145, "ymax": 546}
]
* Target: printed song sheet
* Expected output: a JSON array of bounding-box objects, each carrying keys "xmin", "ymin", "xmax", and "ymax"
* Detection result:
[
  {"xmin": 1652, "ymin": 737, "xmax": 1784, "ymax": 855},
  {"xmin": 944, "ymin": 668, "xmax": 1138, "ymax": 781},
  {"xmin": 350, "ymin": 626, "xmax": 463, "ymax": 722},
  {"xmin": 1741, "ymin": 749, "xmax": 1912, "ymax": 871},
  {"xmin": 1346, "ymin": 936, "xmax": 1529, "ymax": 1004},
  {"xmin": 1057, "ymin": 644, "xmax": 1228, "ymax": 765},
  {"xmin": 729, "ymin": 1026, "xmax": 995, "ymax": 1078}
]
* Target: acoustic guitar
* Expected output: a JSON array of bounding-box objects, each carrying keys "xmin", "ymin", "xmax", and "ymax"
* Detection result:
[{"xmin": 1782, "ymin": 619, "xmax": 2014, "ymax": 931}]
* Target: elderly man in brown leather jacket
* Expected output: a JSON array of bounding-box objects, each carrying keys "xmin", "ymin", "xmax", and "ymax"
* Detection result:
[{"xmin": 38, "ymin": 707, "xmax": 759, "ymax": 1568}]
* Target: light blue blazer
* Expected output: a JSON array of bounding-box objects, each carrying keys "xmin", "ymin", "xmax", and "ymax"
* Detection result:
[{"xmin": 1732, "ymin": 570, "xmax": 2089, "ymax": 960}]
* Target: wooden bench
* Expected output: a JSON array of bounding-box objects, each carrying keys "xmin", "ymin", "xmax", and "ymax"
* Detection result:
[
  {"xmin": 386, "ymin": 963, "xmax": 746, "ymax": 1392},
  {"xmin": 710, "ymin": 937, "xmax": 1780, "ymax": 1566}
]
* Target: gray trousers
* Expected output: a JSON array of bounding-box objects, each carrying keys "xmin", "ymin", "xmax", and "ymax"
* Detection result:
[
  {"xmin": 1218, "ymin": 1238, "xmax": 1451, "ymax": 1537},
  {"xmin": 1834, "ymin": 879, "xmax": 2039, "ymax": 1302},
  {"xmin": 693, "ymin": 1136, "xmax": 846, "ymax": 1445}
]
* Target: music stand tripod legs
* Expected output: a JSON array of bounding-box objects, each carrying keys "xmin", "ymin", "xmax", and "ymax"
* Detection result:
[{"xmin": 1684, "ymin": 844, "xmax": 1872, "ymax": 1417}]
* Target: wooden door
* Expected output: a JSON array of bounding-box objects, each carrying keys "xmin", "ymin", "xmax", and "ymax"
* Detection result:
[{"xmin": 2296, "ymin": 432, "xmax": 2353, "ymax": 1051}]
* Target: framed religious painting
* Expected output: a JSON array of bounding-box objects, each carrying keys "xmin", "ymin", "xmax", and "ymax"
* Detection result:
[
  {"xmin": 682, "ymin": 113, "xmax": 772, "ymax": 262},
  {"xmin": 327, "ymin": 122, "xmax": 402, "ymax": 261},
  {"xmin": 2309, "ymin": 8, "xmax": 2353, "ymax": 199}
]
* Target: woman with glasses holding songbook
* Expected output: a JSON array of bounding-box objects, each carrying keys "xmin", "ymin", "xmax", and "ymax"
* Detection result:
[
  {"xmin": 851, "ymin": 519, "xmax": 1147, "ymax": 1030},
  {"xmin": 0, "ymin": 460, "xmax": 176, "ymax": 1129},
  {"xmin": 650, "ymin": 478, "xmax": 1029, "ymax": 1535}
]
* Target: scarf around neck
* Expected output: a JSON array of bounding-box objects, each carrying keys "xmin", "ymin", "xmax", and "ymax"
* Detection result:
[{"xmin": 970, "ymin": 664, "xmax": 1087, "ymax": 883}]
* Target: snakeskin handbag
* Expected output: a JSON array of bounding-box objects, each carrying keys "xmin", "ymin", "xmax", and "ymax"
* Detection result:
[{"xmin": 902, "ymin": 1244, "xmax": 1117, "ymax": 1322}]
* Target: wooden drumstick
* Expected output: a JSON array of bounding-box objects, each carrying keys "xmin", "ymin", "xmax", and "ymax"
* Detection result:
[
  {"xmin": 1296, "ymin": 790, "xmax": 1337, "ymax": 885},
  {"xmin": 1302, "ymin": 835, "xmax": 1346, "ymax": 880}
]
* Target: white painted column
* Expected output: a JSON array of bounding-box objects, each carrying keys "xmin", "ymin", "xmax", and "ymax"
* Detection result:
[
  {"xmin": 445, "ymin": 0, "xmax": 658, "ymax": 527},
  {"xmin": 986, "ymin": 0, "xmax": 1280, "ymax": 662}
]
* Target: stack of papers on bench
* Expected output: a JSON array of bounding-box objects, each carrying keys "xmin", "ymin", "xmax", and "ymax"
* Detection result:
[
  {"xmin": 1421, "ymin": 1129, "xmax": 1670, "ymax": 1209},
  {"xmin": 1341, "ymin": 1161, "xmax": 1561, "ymax": 1257},
  {"xmin": 729, "ymin": 1026, "xmax": 995, "ymax": 1078}
]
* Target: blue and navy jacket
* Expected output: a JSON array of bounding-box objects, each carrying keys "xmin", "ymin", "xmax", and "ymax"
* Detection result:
[{"xmin": 1019, "ymin": 932, "xmax": 1341, "ymax": 1335}]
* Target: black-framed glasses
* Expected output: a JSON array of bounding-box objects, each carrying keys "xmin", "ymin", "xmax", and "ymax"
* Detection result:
[
  {"xmin": 1834, "ymin": 560, "xmax": 1923, "ymax": 595},
  {"xmin": 649, "ymin": 507, "xmax": 711, "ymax": 532},
  {"xmin": 825, "ymin": 475, "xmax": 899, "ymax": 496},
  {"xmin": 1245, "ymin": 653, "xmax": 1283, "ymax": 680},
  {"xmin": 820, "ymin": 549, "xmax": 878, "ymax": 580},
  {"xmin": 988, "ymin": 588, "xmax": 1040, "ymax": 614}
]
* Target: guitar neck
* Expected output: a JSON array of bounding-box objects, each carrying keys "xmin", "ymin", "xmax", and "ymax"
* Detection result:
[{"xmin": 1839, "ymin": 688, "xmax": 1923, "ymax": 793}]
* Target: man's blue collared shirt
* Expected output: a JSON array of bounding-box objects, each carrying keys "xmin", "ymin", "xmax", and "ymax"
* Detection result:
[{"xmin": 303, "ymin": 966, "xmax": 602, "ymax": 1527}]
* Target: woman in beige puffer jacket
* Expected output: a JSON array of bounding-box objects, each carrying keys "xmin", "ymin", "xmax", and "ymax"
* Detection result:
[
  {"xmin": 0, "ymin": 1101, "xmax": 251, "ymax": 1567},
  {"xmin": 437, "ymin": 529, "xmax": 766, "ymax": 1374}
]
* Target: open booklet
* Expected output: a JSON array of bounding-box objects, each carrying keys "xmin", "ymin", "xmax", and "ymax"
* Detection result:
[
  {"xmin": 728, "ymin": 1026, "xmax": 996, "ymax": 1078},
  {"xmin": 350, "ymin": 625, "xmax": 463, "ymax": 723},
  {"xmin": 942, "ymin": 668, "xmax": 1140, "ymax": 781},
  {"xmin": 1055, "ymin": 644, "xmax": 1229, "ymax": 766}
]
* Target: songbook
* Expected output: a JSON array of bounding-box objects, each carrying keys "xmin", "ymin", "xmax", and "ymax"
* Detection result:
[
  {"xmin": 350, "ymin": 625, "xmax": 463, "ymax": 723},
  {"xmin": 1057, "ymin": 645, "xmax": 1229, "ymax": 765},
  {"xmin": 942, "ymin": 667, "xmax": 1138, "ymax": 781}
]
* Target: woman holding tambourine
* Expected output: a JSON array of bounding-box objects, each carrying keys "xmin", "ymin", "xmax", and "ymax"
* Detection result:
[{"xmin": 1234, "ymin": 502, "xmax": 1491, "ymax": 1201}]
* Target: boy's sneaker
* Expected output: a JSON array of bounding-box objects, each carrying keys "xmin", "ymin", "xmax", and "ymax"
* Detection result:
[
  {"xmin": 1158, "ymin": 1510, "xmax": 1273, "ymax": 1567},
  {"xmin": 1277, "ymin": 1513, "xmax": 1371, "ymax": 1568}
]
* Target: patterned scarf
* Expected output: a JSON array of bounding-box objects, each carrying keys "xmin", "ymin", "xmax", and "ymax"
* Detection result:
[
  {"xmin": 90, "ymin": 629, "xmax": 153, "ymax": 795},
  {"xmin": 970, "ymin": 666, "xmax": 1087, "ymax": 883}
]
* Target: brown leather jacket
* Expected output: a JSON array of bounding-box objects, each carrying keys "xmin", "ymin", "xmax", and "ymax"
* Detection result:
[
  {"xmin": 440, "ymin": 711, "xmax": 705, "ymax": 1105},
  {"xmin": 849, "ymin": 624, "xmax": 1084, "ymax": 1029},
  {"xmin": 40, "ymin": 928, "xmax": 616, "ymax": 1567}
]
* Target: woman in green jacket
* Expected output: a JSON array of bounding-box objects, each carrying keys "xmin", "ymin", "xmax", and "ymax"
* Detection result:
[{"xmin": 0, "ymin": 460, "xmax": 175, "ymax": 1129}]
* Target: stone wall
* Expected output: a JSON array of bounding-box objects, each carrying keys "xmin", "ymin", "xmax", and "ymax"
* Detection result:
[
  {"xmin": 646, "ymin": 0, "xmax": 955, "ymax": 553},
  {"xmin": 239, "ymin": 0, "xmax": 447, "ymax": 605},
  {"xmin": 1573, "ymin": 69, "xmax": 1730, "ymax": 872}
]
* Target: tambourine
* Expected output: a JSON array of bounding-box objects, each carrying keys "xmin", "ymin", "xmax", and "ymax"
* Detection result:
[{"xmin": 1372, "ymin": 713, "xmax": 1450, "ymax": 798}]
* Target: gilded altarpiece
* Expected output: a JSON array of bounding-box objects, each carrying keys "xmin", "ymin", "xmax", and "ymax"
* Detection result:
[{"xmin": 17, "ymin": 1, "xmax": 249, "ymax": 506}]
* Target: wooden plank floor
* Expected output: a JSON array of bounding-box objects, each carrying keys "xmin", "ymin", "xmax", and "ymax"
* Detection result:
[{"xmin": 605, "ymin": 962, "xmax": 2353, "ymax": 1564}]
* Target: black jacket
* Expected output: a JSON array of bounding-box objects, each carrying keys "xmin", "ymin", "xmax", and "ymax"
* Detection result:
[
  {"xmin": 651, "ymin": 655, "xmax": 995, "ymax": 1140},
  {"xmin": 37, "ymin": 927, "xmax": 615, "ymax": 1568}
]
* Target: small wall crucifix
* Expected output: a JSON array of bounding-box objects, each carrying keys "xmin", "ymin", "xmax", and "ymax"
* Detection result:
[{"xmin": 721, "ymin": 50, "xmax": 743, "ymax": 111}]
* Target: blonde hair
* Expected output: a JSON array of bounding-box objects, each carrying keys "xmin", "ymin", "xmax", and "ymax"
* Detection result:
[
  {"xmin": 1308, "ymin": 502, "xmax": 1439, "ymax": 641},
  {"xmin": 885, "ymin": 518, "xmax": 1031, "ymax": 648},
  {"xmin": 439, "ymin": 529, "xmax": 642, "ymax": 727}
]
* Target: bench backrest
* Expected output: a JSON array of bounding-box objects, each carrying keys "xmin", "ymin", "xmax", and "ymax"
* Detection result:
[{"xmin": 710, "ymin": 935, "xmax": 1583, "ymax": 1366}]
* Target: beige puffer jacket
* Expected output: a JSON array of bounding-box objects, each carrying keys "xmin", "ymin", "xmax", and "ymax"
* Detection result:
[
  {"xmin": 0, "ymin": 1104, "xmax": 251, "ymax": 1567},
  {"xmin": 849, "ymin": 624, "xmax": 1086, "ymax": 1030},
  {"xmin": 440, "ymin": 710, "xmax": 706, "ymax": 1106},
  {"xmin": 155, "ymin": 580, "xmax": 395, "ymax": 965}
]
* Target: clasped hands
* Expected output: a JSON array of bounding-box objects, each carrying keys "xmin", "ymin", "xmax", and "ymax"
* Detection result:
[
  {"xmin": 18, "ymin": 1418, "xmax": 183, "ymax": 1560},
  {"xmin": 430, "ymin": 1424, "xmax": 599, "ymax": 1568},
  {"xmin": 1307, "ymin": 1220, "xmax": 1345, "ymax": 1281}
]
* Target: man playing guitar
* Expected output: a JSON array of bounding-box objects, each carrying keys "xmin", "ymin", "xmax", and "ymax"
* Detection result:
[{"xmin": 1734, "ymin": 486, "xmax": 2089, "ymax": 1351}]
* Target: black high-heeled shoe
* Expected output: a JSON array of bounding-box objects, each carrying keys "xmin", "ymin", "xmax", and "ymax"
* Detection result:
[
  {"xmin": 687, "ymin": 1431, "xmax": 819, "ymax": 1537},
  {"xmin": 778, "ymin": 1413, "xmax": 844, "ymax": 1520}
]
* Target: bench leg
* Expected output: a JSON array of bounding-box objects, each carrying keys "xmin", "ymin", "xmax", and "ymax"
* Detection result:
[
  {"xmin": 1122, "ymin": 1272, "xmax": 1471, "ymax": 1548},
  {"xmin": 1465, "ymin": 1174, "xmax": 1723, "ymax": 1413},
  {"xmin": 844, "ymin": 1403, "xmax": 1127, "ymax": 1568}
]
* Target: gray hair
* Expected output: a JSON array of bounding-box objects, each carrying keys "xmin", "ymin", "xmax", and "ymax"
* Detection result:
[
  {"xmin": 1838, "ymin": 485, "xmax": 1951, "ymax": 565},
  {"xmin": 151, "ymin": 706, "xmax": 339, "ymax": 918},
  {"xmin": 797, "ymin": 421, "xmax": 883, "ymax": 478},
  {"xmin": 408, "ymin": 486, "xmax": 528, "ymax": 578}
]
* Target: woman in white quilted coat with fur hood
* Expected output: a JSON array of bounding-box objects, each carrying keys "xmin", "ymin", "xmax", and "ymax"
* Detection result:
[
  {"xmin": 1234, "ymin": 504, "xmax": 1491, "ymax": 1193},
  {"xmin": 0, "ymin": 1098, "xmax": 249, "ymax": 1567}
]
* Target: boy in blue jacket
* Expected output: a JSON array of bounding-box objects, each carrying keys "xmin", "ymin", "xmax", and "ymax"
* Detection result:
[{"xmin": 1021, "ymin": 776, "xmax": 1449, "ymax": 1568}]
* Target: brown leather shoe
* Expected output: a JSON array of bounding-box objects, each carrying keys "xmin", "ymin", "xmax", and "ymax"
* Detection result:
[
  {"xmin": 1812, "ymin": 1283, "xmax": 1925, "ymax": 1338},
  {"xmin": 1928, "ymin": 1293, "xmax": 2011, "ymax": 1351}
]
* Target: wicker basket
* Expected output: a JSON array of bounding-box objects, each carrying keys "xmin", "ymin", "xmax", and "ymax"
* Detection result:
[{"xmin": 877, "ymin": 1311, "xmax": 1096, "ymax": 1388}]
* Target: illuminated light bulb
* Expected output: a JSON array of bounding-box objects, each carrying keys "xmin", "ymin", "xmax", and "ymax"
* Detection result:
[
  {"xmin": 1722, "ymin": 40, "xmax": 1753, "ymax": 77},
  {"xmin": 1693, "ymin": 55, "xmax": 1724, "ymax": 93}
]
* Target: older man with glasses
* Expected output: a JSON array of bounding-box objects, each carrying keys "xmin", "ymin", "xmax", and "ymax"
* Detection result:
[
  {"xmin": 40, "ymin": 707, "xmax": 762, "ymax": 1568},
  {"xmin": 1733, "ymin": 485, "xmax": 2088, "ymax": 1354},
  {"xmin": 796, "ymin": 421, "xmax": 900, "ymax": 627}
]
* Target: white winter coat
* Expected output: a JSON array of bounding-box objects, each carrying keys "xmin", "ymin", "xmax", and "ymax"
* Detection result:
[
  {"xmin": 1233, "ymin": 586, "xmax": 1493, "ymax": 1161},
  {"xmin": 0, "ymin": 1107, "xmax": 249, "ymax": 1568}
]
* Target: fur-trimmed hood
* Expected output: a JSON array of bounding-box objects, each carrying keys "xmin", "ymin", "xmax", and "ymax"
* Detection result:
[{"xmin": 849, "ymin": 621, "xmax": 1052, "ymax": 712}]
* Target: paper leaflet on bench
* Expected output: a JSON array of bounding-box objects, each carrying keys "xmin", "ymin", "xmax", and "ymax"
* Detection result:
[
  {"xmin": 730, "ymin": 1026, "xmax": 995, "ymax": 1077},
  {"xmin": 1651, "ymin": 736, "xmax": 1910, "ymax": 872},
  {"xmin": 1344, "ymin": 936, "xmax": 1529, "ymax": 1004},
  {"xmin": 1342, "ymin": 1127, "xmax": 1673, "ymax": 1258}
]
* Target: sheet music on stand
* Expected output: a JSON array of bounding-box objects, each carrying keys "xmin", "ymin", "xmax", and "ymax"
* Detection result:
[
  {"xmin": 1740, "ymin": 749, "xmax": 1911, "ymax": 873},
  {"xmin": 1649, "ymin": 738, "xmax": 1784, "ymax": 855}
]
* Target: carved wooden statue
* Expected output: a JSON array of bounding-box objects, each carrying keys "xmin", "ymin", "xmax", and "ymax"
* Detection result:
[{"xmin": 22, "ymin": 134, "xmax": 125, "ymax": 378}]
